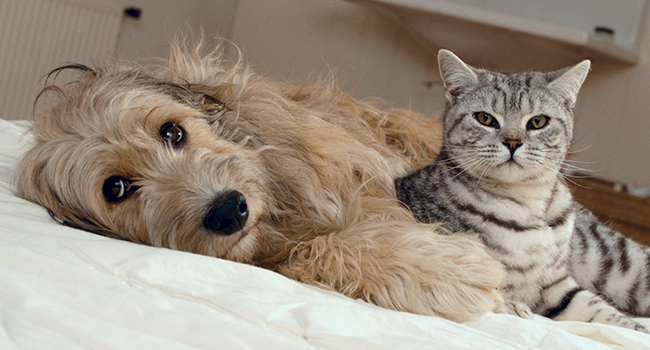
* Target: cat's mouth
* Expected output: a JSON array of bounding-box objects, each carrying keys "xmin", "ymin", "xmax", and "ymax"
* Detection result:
[{"xmin": 502, "ymin": 159, "xmax": 524, "ymax": 168}]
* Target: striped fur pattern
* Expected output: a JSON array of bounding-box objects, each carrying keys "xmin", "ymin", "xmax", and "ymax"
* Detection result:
[{"xmin": 395, "ymin": 49, "xmax": 650, "ymax": 333}]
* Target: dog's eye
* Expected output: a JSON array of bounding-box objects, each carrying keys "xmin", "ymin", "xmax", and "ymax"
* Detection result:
[
  {"xmin": 160, "ymin": 122, "xmax": 185, "ymax": 146},
  {"xmin": 103, "ymin": 176, "xmax": 133, "ymax": 202}
]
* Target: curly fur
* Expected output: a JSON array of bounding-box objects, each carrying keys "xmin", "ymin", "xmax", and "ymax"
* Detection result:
[{"xmin": 14, "ymin": 39, "xmax": 505, "ymax": 322}]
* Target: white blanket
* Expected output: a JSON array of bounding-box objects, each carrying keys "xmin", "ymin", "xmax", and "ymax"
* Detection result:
[{"xmin": 1, "ymin": 118, "xmax": 649, "ymax": 350}]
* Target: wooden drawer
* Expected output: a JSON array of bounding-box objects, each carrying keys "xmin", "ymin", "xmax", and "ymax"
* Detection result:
[{"xmin": 568, "ymin": 177, "xmax": 650, "ymax": 246}]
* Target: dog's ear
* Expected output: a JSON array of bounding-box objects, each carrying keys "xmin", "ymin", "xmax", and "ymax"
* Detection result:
[
  {"xmin": 162, "ymin": 83, "xmax": 227, "ymax": 116},
  {"xmin": 14, "ymin": 146, "xmax": 96, "ymax": 235},
  {"xmin": 198, "ymin": 94, "xmax": 226, "ymax": 115}
]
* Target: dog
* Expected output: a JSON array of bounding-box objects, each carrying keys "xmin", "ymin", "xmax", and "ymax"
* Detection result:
[{"xmin": 14, "ymin": 39, "xmax": 505, "ymax": 322}]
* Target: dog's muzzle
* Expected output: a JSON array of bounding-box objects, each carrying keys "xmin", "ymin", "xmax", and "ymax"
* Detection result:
[{"xmin": 203, "ymin": 190, "xmax": 249, "ymax": 235}]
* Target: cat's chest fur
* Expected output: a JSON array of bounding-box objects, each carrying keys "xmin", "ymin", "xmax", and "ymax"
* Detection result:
[
  {"xmin": 396, "ymin": 161, "xmax": 576, "ymax": 303},
  {"xmin": 460, "ymin": 174, "xmax": 575, "ymax": 298}
]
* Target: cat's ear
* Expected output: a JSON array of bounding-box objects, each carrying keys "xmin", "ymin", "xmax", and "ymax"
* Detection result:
[
  {"xmin": 438, "ymin": 49, "xmax": 479, "ymax": 102},
  {"xmin": 547, "ymin": 60, "xmax": 591, "ymax": 108}
]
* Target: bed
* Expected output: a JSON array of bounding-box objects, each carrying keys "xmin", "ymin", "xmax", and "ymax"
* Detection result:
[{"xmin": 1, "ymin": 118, "xmax": 649, "ymax": 350}]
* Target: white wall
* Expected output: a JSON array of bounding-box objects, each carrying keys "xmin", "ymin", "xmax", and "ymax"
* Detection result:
[
  {"xmin": 116, "ymin": 0, "xmax": 240, "ymax": 60},
  {"xmin": 572, "ymin": 42, "xmax": 650, "ymax": 190},
  {"xmin": 229, "ymin": 0, "xmax": 444, "ymax": 114}
]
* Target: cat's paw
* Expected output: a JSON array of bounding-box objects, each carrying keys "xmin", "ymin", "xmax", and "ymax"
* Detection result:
[
  {"xmin": 551, "ymin": 289, "xmax": 650, "ymax": 333},
  {"xmin": 505, "ymin": 301, "xmax": 533, "ymax": 319}
]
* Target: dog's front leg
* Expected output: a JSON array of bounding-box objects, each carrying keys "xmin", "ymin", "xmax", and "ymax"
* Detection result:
[{"xmin": 278, "ymin": 221, "xmax": 505, "ymax": 322}]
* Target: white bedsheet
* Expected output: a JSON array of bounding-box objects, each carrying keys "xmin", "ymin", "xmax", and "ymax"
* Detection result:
[{"xmin": 1, "ymin": 118, "xmax": 649, "ymax": 349}]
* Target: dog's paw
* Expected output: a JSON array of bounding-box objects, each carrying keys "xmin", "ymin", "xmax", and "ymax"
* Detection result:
[
  {"xmin": 279, "ymin": 222, "xmax": 507, "ymax": 323},
  {"xmin": 505, "ymin": 301, "xmax": 534, "ymax": 319},
  {"xmin": 398, "ymin": 228, "xmax": 507, "ymax": 322}
]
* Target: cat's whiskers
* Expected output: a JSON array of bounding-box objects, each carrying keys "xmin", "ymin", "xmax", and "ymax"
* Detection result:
[
  {"xmin": 446, "ymin": 155, "xmax": 487, "ymax": 181},
  {"xmin": 532, "ymin": 157, "xmax": 591, "ymax": 188},
  {"xmin": 563, "ymin": 159, "xmax": 597, "ymax": 165},
  {"xmin": 568, "ymin": 143, "xmax": 594, "ymax": 155},
  {"xmin": 438, "ymin": 148, "xmax": 480, "ymax": 165},
  {"xmin": 560, "ymin": 162, "xmax": 593, "ymax": 173},
  {"xmin": 474, "ymin": 160, "xmax": 493, "ymax": 190},
  {"xmin": 535, "ymin": 153, "xmax": 597, "ymax": 175},
  {"xmin": 559, "ymin": 172, "xmax": 592, "ymax": 189}
]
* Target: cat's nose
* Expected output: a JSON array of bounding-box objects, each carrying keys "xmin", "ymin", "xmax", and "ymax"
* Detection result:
[{"xmin": 503, "ymin": 139, "xmax": 522, "ymax": 156}]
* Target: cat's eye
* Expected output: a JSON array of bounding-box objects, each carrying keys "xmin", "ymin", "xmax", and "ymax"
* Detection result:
[
  {"xmin": 474, "ymin": 112, "xmax": 499, "ymax": 128},
  {"xmin": 103, "ymin": 176, "xmax": 135, "ymax": 202},
  {"xmin": 160, "ymin": 122, "xmax": 185, "ymax": 146},
  {"xmin": 527, "ymin": 115, "xmax": 549, "ymax": 130}
]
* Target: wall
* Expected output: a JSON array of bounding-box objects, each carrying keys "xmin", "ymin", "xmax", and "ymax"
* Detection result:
[
  {"xmin": 229, "ymin": 0, "xmax": 444, "ymax": 114},
  {"xmin": 116, "ymin": 0, "xmax": 240, "ymax": 60},
  {"xmin": 572, "ymin": 24, "xmax": 650, "ymax": 190}
]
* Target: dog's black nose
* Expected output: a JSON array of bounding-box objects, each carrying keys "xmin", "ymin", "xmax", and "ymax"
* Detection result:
[{"xmin": 203, "ymin": 190, "xmax": 249, "ymax": 235}]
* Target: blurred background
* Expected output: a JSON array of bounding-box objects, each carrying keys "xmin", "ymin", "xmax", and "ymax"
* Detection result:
[{"xmin": 1, "ymin": 0, "xmax": 649, "ymax": 217}]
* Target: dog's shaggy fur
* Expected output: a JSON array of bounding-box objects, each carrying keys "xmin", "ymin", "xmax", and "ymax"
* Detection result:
[{"xmin": 14, "ymin": 40, "xmax": 505, "ymax": 322}]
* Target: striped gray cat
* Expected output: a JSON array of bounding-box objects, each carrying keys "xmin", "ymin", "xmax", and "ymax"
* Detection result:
[{"xmin": 395, "ymin": 50, "xmax": 650, "ymax": 333}]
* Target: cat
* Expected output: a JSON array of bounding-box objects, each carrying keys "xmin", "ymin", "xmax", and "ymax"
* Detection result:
[{"xmin": 395, "ymin": 49, "xmax": 650, "ymax": 333}]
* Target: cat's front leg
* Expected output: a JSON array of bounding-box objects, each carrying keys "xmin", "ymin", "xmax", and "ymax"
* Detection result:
[
  {"xmin": 540, "ymin": 276, "xmax": 649, "ymax": 333},
  {"xmin": 571, "ymin": 204, "xmax": 650, "ymax": 316}
]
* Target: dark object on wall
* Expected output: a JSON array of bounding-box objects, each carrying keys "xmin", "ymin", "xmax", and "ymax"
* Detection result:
[
  {"xmin": 124, "ymin": 7, "xmax": 142, "ymax": 19},
  {"xmin": 595, "ymin": 26, "xmax": 615, "ymax": 36}
]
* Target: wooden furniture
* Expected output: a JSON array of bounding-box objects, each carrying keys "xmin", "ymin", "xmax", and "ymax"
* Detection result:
[{"xmin": 568, "ymin": 176, "xmax": 650, "ymax": 246}]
